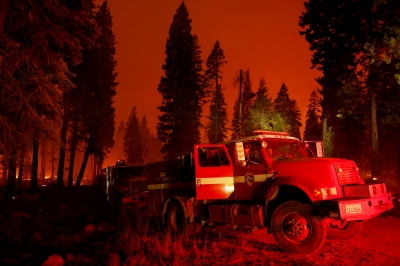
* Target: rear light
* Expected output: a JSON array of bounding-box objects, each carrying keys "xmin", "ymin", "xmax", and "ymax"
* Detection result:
[{"xmin": 314, "ymin": 187, "xmax": 338, "ymax": 198}]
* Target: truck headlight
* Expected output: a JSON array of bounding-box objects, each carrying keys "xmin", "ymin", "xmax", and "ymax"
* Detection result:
[{"xmin": 314, "ymin": 187, "xmax": 338, "ymax": 198}]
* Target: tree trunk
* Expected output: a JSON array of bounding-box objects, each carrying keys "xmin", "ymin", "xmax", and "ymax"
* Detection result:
[
  {"xmin": 239, "ymin": 69, "xmax": 243, "ymax": 137},
  {"xmin": 67, "ymin": 122, "xmax": 78, "ymax": 187},
  {"xmin": 0, "ymin": 0, "xmax": 8, "ymax": 33},
  {"xmin": 75, "ymin": 140, "xmax": 92, "ymax": 187},
  {"xmin": 215, "ymin": 64, "xmax": 219, "ymax": 143},
  {"xmin": 17, "ymin": 146, "xmax": 26, "ymax": 187},
  {"xmin": 57, "ymin": 90, "xmax": 70, "ymax": 188},
  {"xmin": 322, "ymin": 117, "xmax": 327, "ymax": 144},
  {"xmin": 371, "ymin": 89, "xmax": 379, "ymax": 177},
  {"xmin": 6, "ymin": 152, "xmax": 16, "ymax": 196},
  {"xmin": 396, "ymin": 128, "xmax": 400, "ymax": 188},
  {"xmin": 30, "ymin": 137, "xmax": 39, "ymax": 192}
]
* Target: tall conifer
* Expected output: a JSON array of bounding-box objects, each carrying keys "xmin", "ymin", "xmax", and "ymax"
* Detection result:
[
  {"xmin": 140, "ymin": 115, "xmax": 150, "ymax": 164},
  {"xmin": 231, "ymin": 69, "xmax": 254, "ymax": 138},
  {"xmin": 204, "ymin": 40, "xmax": 227, "ymax": 143},
  {"xmin": 73, "ymin": 0, "xmax": 117, "ymax": 186},
  {"xmin": 304, "ymin": 90, "xmax": 322, "ymax": 140},
  {"xmin": 274, "ymin": 83, "xmax": 301, "ymax": 138},
  {"xmin": 124, "ymin": 107, "xmax": 142, "ymax": 164},
  {"xmin": 157, "ymin": 1, "xmax": 204, "ymax": 159},
  {"xmin": 206, "ymin": 85, "xmax": 228, "ymax": 143}
]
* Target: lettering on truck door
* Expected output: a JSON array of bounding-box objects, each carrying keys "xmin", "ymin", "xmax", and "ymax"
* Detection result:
[{"xmin": 194, "ymin": 144, "xmax": 234, "ymax": 200}]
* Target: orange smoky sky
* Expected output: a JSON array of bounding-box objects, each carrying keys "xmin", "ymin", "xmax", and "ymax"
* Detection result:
[{"xmin": 105, "ymin": 0, "xmax": 319, "ymax": 139}]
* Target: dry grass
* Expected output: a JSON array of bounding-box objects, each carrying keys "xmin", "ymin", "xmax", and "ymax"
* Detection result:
[
  {"xmin": 103, "ymin": 211, "xmax": 312, "ymax": 266},
  {"xmin": 1, "ymin": 185, "xmax": 399, "ymax": 266}
]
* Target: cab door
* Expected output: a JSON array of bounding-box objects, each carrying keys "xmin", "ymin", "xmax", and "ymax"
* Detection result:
[{"xmin": 194, "ymin": 144, "xmax": 234, "ymax": 200}]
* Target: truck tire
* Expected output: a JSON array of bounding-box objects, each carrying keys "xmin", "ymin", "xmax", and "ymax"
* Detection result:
[
  {"xmin": 327, "ymin": 221, "xmax": 362, "ymax": 240},
  {"xmin": 271, "ymin": 200, "xmax": 327, "ymax": 254},
  {"xmin": 166, "ymin": 203, "xmax": 195, "ymax": 236}
]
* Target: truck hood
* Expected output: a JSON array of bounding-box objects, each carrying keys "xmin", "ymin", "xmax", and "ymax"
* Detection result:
[{"xmin": 272, "ymin": 157, "xmax": 361, "ymax": 189}]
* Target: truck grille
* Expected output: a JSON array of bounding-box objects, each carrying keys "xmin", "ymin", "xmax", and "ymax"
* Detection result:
[
  {"xmin": 129, "ymin": 179, "xmax": 148, "ymax": 192},
  {"xmin": 334, "ymin": 163, "xmax": 360, "ymax": 186},
  {"xmin": 343, "ymin": 183, "xmax": 387, "ymax": 197}
]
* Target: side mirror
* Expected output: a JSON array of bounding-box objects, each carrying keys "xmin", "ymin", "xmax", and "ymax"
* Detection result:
[{"xmin": 304, "ymin": 141, "xmax": 324, "ymax": 157}]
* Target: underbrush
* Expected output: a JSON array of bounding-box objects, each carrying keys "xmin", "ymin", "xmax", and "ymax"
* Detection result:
[{"xmin": 104, "ymin": 212, "xmax": 304, "ymax": 266}]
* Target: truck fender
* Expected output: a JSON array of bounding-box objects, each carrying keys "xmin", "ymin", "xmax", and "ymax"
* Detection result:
[
  {"xmin": 268, "ymin": 177, "xmax": 315, "ymax": 202},
  {"xmin": 162, "ymin": 197, "xmax": 194, "ymax": 223},
  {"xmin": 266, "ymin": 186, "xmax": 279, "ymax": 202}
]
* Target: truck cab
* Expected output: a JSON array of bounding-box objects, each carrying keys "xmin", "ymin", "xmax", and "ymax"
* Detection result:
[{"xmin": 104, "ymin": 160, "xmax": 148, "ymax": 215}]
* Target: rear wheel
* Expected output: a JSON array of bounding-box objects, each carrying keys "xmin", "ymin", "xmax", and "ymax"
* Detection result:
[
  {"xmin": 327, "ymin": 220, "xmax": 362, "ymax": 240},
  {"xmin": 166, "ymin": 203, "xmax": 195, "ymax": 236},
  {"xmin": 271, "ymin": 201, "xmax": 327, "ymax": 254}
]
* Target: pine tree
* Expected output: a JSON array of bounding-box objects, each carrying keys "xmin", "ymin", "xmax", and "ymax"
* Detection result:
[
  {"xmin": 157, "ymin": 2, "xmax": 204, "ymax": 159},
  {"xmin": 204, "ymin": 40, "xmax": 228, "ymax": 143},
  {"xmin": 231, "ymin": 69, "xmax": 244, "ymax": 138},
  {"xmin": 206, "ymin": 85, "xmax": 228, "ymax": 143},
  {"xmin": 115, "ymin": 120, "xmax": 127, "ymax": 160},
  {"xmin": 231, "ymin": 69, "xmax": 254, "ymax": 138},
  {"xmin": 140, "ymin": 115, "xmax": 150, "ymax": 164},
  {"xmin": 73, "ymin": 0, "xmax": 117, "ymax": 186},
  {"xmin": 0, "ymin": 0, "xmax": 98, "ymax": 192},
  {"xmin": 247, "ymin": 78, "xmax": 274, "ymax": 132},
  {"xmin": 273, "ymin": 83, "xmax": 297, "ymax": 136},
  {"xmin": 304, "ymin": 90, "xmax": 322, "ymax": 140},
  {"xmin": 124, "ymin": 107, "xmax": 142, "ymax": 164},
  {"xmin": 274, "ymin": 83, "xmax": 291, "ymax": 118},
  {"xmin": 289, "ymin": 99, "xmax": 302, "ymax": 140}
]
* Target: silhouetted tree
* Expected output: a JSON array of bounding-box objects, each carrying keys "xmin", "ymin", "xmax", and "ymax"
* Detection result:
[
  {"xmin": 114, "ymin": 120, "xmax": 127, "ymax": 160},
  {"xmin": 299, "ymin": 0, "xmax": 400, "ymax": 178},
  {"xmin": 231, "ymin": 69, "xmax": 244, "ymax": 137},
  {"xmin": 124, "ymin": 107, "xmax": 142, "ymax": 164},
  {"xmin": 206, "ymin": 85, "xmax": 228, "ymax": 143},
  {"xmin": 140, "ymin": 115, "xmax": 150, "ymax": 164},
  {"xmin": 74, "ymin": 0, "xmax": 117, "ymax": 187},
  {"xmin": 157, "ymin": 2, "xmax": 204, "ymax": 158},
  {"xmin": 289, "ymin": 99, "xmax": 302, "ymax": 140},
  {"xmin": 304, "ymin": 90, "xmax": 322, "ymax": 141},
  {"xmin": 204, "ymin": 40, "xmax": 228, "ymax": 143},
  {"xmin": 231, "ymin": 69, "xmax": 254, "ymax": 138},
  {"xmin": 0, "ymin": 0, "xmax": 97, "ymax": 193}
]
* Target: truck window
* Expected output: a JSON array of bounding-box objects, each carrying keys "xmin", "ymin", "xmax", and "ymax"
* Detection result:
[
  {"xmin": 198, "ymin": 147, "xmax": 230, "ymax": 167},
  {"xmin": 267, "ymin": 140, "xmax": 306, "ymax": 158},
  {"xmin": 244, "ymin": 142, "xmax": 264, "ymax": 163}
]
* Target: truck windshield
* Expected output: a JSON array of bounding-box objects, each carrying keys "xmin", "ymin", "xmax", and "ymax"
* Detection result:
[
  {"xmin": 266, "ymin": 140, "xmax": 306, "ymax": 159},
  {"xmin": 113, "ymin": 166, "xmax": 146, "ymax": 179}
]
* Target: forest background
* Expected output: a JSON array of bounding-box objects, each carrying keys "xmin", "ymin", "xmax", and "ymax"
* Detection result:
[{"xmin": 1, "ymin": 0, "xmax": 400, "ymax": 193}]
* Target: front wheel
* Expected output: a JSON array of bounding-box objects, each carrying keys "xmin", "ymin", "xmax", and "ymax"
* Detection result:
[
  {"xmin": 166, "ymin": 203, "xmax": 195, "ymax": 236},
  {"xmin": 271, "ymin": 201, "xmax": 327, "ymax": 254},
  {"xmin": 327, "ymin": 220, "xmax": 362, "ymax": 240}
]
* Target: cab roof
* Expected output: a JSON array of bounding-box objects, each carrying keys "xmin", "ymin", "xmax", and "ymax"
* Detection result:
[{"xmin": 220, "ymin": 130, "xmax": 299, "ymax": 145}]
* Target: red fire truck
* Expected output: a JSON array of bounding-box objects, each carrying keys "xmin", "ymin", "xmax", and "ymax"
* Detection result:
[
  {"xmin": 103, "ymin": 160, "xmax": 148, "ymax": 215},
  {"xmin": 106, "ymin": 131, "xmax": 394, "ymax": 254}
]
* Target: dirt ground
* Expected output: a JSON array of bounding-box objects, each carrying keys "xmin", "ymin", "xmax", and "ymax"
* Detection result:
[{"xmin": 0, "ymin": 185, "xmax": 399, "ymax": 266}]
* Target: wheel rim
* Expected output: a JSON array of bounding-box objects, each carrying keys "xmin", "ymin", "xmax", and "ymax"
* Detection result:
[
  {"xmin": 281, "ymin": 212, "xmax": 311, "ymax": 243},
  {"xmin": 331, "ymin": 220, "xmax": 349, "ymax": 229}
]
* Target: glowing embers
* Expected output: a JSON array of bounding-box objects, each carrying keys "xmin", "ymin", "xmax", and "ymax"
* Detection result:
[{"xmin": 314, "ymin": 187, "xmax": 338, "ymax": 199}]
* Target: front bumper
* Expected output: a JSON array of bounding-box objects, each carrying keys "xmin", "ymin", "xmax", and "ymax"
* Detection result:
[{"xmin": 336, "ymin": 193, "xmax": 393, "ymax": 221}]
